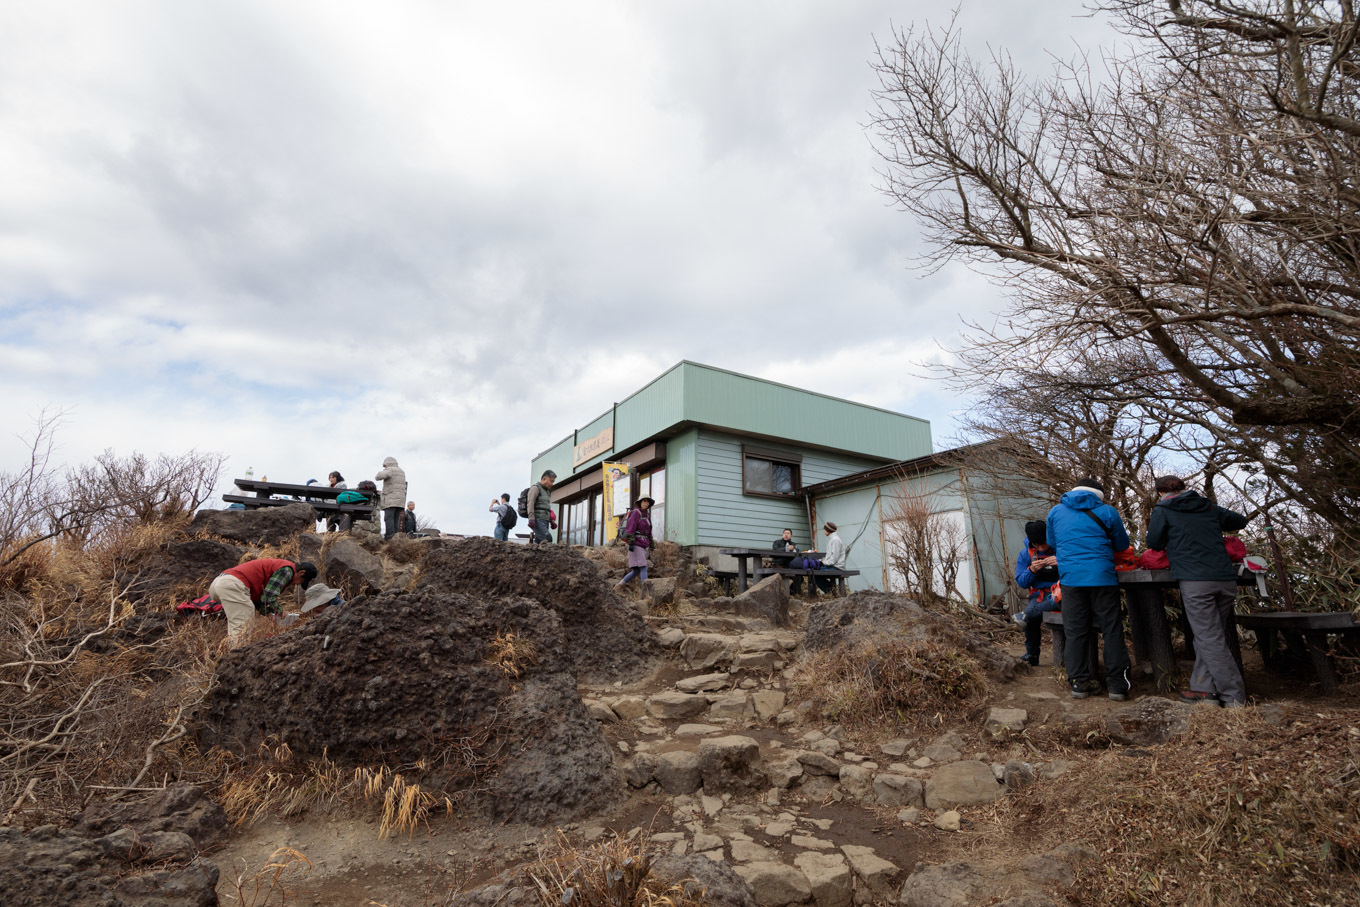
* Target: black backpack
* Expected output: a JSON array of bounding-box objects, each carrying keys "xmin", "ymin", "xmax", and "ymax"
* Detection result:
[
  {"xmin": 517, "ymin": 487, "xmax": 531, "ymax": 518},
  {"xmin": 500, "ymin": 505, "xmax": 518, "ymax": 530},
  {"xmin": 357, "ymin": 480, "xmax": 378, "ymax": 497}
]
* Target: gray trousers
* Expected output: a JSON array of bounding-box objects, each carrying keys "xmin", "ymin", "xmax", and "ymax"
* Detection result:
[{"xmin": 1180, "ymin": 580, "xmax": 1245, "ymax": 704}]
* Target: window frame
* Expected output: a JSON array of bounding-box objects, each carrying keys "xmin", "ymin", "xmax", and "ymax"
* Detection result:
[{"xmin": 741, "ymin": 446, "xmax": 803, "ymax": 499}]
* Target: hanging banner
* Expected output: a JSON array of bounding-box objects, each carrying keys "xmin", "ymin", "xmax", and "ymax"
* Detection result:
[{"xmin": 602, "ymin": 462, "xmax": 631, "ymax": 542}]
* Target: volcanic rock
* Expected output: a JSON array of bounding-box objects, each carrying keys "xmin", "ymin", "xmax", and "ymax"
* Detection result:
[{"xmin": 190, "ymin": 502, "xmax": 318, "ymax": 547}]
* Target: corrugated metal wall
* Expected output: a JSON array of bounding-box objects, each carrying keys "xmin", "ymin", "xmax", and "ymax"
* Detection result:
[
  {"xmin": 694, "ymin": 430, "xmax": 883, "ymax": 548},
  {"xmin": 681, "ymin": 363, "xmax": 931, "ymax": 462}
]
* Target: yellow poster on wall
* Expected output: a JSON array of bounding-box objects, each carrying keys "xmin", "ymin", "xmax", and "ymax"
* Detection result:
[{"xmin": 602, "ymin": 462, "xmax": 631, "ymax": 542}]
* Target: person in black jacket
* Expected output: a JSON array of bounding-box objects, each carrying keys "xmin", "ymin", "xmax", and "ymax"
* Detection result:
[
  {"xmin": 772, "ymin": 528, "xmax": 804, "ymax": 595},
  {"xmin": 1145, "ymin": 475, "xmax": 1250, "ymax": 706}
]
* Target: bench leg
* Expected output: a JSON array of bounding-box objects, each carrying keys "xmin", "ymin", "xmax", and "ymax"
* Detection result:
[
  {"xmin": 1050, "ymin": 625, "xmax": 1066, "ymax": 671},
  {"xmin": 1127, "ymin": 595, "xmax": 1151, "ymax": 675},
  {"xmin": 1303, "ymin": 632, "xmax": 1340, "ymax": 695},
  {"xmin": 339, "ymin": 514, "xmax": 353, "ymax": 532},
  {"xmin": 1129, "ymin": 587, "xmax": 1178, "ymax": 694}
]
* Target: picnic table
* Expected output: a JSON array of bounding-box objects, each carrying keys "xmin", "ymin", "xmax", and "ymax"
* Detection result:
[
  {"xmin": 1043, "ymin": 569, "xmax": 1260, "ymax": 694},
  {"xmin": 222, "ymin": 479, "xmax": 378, "ymax": 529},
  {"xmin": 716, "ymin": 547, "xmax": 860, "ymax": 597},
  {"xmin": 1235, "ymin": 611, "xmax": 1360, "ymax": 695}
]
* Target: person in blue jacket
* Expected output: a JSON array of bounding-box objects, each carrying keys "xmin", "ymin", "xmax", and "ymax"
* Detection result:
[
  {"xmin": 1013, "ymin": 521, "xmax": 1061, "ymax": 666},
  {"xmin": 1046, "ymin": 478, "xmax": 1133, "ymax": 700}
]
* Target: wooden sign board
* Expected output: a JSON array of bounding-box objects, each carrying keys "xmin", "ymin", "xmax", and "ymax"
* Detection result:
[{"xmin": 573, "ymin": 427, "xmax": 614, "ymax": 468}]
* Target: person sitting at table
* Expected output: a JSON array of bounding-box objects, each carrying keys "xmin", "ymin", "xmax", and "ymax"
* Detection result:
[
  {"xmin": 1013, "ymin": 520, "xmax": 1061, "ymax": 666},
  {"xmin": 772, "ymin": 528, "xmax": 805, "ymax": 595},
  {"xmin": 1145, "ymin": 474, "xmax": 1250, "ymax": 707},
  {"xmin": 324, "ymin": 472, "xmax": 347, "ymax": 532},
  {"xmin": 815, "ymin": 522, "xmax": 847, "ymax": 594}
]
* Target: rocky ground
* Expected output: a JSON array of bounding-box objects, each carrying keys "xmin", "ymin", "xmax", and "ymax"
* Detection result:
[{"xmin": 3, "ymin": 508, "xmax": 1356, "ymax": 906}]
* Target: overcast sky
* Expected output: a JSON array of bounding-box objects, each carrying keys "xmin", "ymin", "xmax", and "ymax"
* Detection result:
[{"xmin": 0, "ymin": 0, "xmax": 1112, "ymax": 535}]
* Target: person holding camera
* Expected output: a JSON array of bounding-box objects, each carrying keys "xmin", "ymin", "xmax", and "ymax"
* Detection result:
[{"xmin": 614, "ymin": 496, "xmax": 655, "ymax": 590}]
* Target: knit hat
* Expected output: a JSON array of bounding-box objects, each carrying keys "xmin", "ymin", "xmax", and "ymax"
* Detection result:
[
  {"xmin": 1024, "ymin": 520, "xmax": 1047, "ymax": 546},
  {"xmin": 823, "ymin": 521, "xmax": 837, "ymax": 532}
]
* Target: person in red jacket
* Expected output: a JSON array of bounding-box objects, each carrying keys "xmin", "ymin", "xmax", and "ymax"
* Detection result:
[{"xmin": 208, "ymin": 558, "xmax": 318, "ymax": 644}]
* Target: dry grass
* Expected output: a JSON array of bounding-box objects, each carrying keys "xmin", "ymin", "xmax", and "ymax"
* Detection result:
[
  {"xmin": 790, "ymin": 636, "xmax": 989, "ymax": 737},
  {"xmin": 996, "ymin": 706, "xmax": 1360, "ymax": 905},
  {"xmin": 486, "ymin": 631, "xmax": 538, "ymax": 679},
  {"xmin": 514, "ymin": 830, "xmax": 709, "ymax": 907},
  {"xmin": 226, "ymin": 845, "xmax": 313, "ymax": 907}
]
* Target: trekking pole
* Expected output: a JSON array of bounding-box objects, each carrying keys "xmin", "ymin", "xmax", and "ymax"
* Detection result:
[{"xmin": 1260, "ymin": 508, "xmax": 1296, "ymax": 610}]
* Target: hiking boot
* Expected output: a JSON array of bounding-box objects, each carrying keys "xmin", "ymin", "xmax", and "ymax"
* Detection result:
[
  {"xmin": 1024, "ymin": 655, "xmax": 1040, "ymax": 667},
  {"xmin": 1012, "ymin": 612, "xmax": 1028, "ymax": 627},
  {"xmin": 1108, "ymin": 690, "xmax": 1131, "ymax": 702},
  {"xmin": 1069, "ymin": 680, "xmax": 1099, "ymax": 699},
  {"xmin": 1179, "ymin": 690, "xmax": 1221, "ymax": 706}
]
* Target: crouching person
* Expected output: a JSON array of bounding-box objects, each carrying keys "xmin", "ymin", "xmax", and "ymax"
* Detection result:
[
  {"xmin": 1013, "ymin": 520, "xmax": 1061, "ymax": 666},
  {"xmin": 209, "ymin": 558, "xmax": 318, "ymax": 645}
]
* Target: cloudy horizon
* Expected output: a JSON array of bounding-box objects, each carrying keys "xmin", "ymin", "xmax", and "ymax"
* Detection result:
[{"xmin": 0, "ymin": 0, "xmax": 1113, "ymax": 534}]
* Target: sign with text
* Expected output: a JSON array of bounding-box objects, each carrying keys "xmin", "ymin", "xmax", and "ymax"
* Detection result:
[
  {"xmin": 572, "ymin": 427, "xmax": 614, "ymax": 468},
  {"xmin": 602, "ymin": 462, "xmax": 631, "ymax": 542}
]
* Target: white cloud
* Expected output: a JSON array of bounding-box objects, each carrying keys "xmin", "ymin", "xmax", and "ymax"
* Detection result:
[{"xmin": 0, "ymin": 0, "xmax": 1114, "ymax": 534}]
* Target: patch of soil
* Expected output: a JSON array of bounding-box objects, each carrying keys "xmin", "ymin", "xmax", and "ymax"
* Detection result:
[
  {"xmin": 423, "ymin": 538, "xmax": 660, "ymax": 683},
  {"xmin": 199, "ymin": 554, "xmax": 622, "ymax": 825}
]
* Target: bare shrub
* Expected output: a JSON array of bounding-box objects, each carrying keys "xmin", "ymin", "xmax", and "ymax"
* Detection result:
[
  {"xmin": 882, "ymin": 484, "xmax": 972, "ymax": 604},
  {"xmin": 518, "ymin": 830, "xmax": 708, "ymax": 907},
  {"xmin": 227, "ymin": 846, "xmax": 314, "ymax": 907}
]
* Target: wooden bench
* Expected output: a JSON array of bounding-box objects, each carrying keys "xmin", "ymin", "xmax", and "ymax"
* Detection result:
[
  {"xmin": 1236, "ymin": 611, "xmax": 1360, "ymax": 695},
  {"xmin": 753, "ymin": 565, "xmax": 860, "ymax": 597}
]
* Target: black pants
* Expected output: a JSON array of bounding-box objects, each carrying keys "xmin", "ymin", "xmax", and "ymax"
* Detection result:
[
  {"xmin": 1061, "ymin": 585, "xmax": 1131, "ymax": 693},
  {"xmin": 384, "ymin": 507, "xmax": 401, "ymax": 539}
]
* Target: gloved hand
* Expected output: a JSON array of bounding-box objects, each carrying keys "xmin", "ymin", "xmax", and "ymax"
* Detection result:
[{"xmin": 628, "ymin": 543, "xmax": 636, "ymax": 552}]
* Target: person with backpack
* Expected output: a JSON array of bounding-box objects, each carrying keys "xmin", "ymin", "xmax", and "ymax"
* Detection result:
[
  {"xmin": 614, "ymin": 496, "xmax": 655, "ymax": 590},
  {"xmin": 490, "ymin": 493, "xmax": 517, "ymax": 541},
  {"xmin": 208, "ymin": 558, "xmax": 318, "ymax": 645},
  {"xmin": 375, "ymin": 457, "xmax": 407, "ymax": 539},
  {"xmin": 1013, "ymin": 520, "xmax": 1061, "ymax": 667},
  {"xmin": 1046, "ymin": 478, "xmax": 1133, "ymax": 700},
  {"xmin": 1145, "ymin": 475, "xmax": 1251, "ymax": 707},
  {"xmin": 522, "ymin": 470, "xmax": 557, "ymax": 544}
]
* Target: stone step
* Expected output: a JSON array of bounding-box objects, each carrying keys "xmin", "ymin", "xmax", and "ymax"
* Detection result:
[{"xmin": 648, "ymin": 614, "xmax": 775, "ymax": 634}]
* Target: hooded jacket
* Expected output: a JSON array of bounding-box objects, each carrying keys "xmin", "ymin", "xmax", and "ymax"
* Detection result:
[
  {"xmin": 375, "ymin": 457, "xmax": 407, "ymax": 509},
  {"xmin": 1145, "ymin": 490, "xmax": 1248, "ymax": 581},
  {"xmin": 1045, "ymin": 489, "xmax": 1131, "ymax": 587}
]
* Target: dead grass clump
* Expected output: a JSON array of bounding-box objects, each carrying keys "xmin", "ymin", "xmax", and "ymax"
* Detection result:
[
  {"xmin": 790, "ymin": 637, "xmax": 988, "ymax": 735},
  {"xmin": 998, "ymin": 707, "xmax": 1360, "ymax": 905},
  {"xmin": 518, "ymin": 830, "xmax": 708, "ymax": 907},
  {"xmin": 486, "ymin": 632, "xmax": 539, "ymax": 678},
  {"xmin": 227, "ymin": 846, "xmax": 313, "ymax": 907}
]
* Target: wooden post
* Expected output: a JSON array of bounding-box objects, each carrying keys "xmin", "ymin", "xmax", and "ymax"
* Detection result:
[
  {"xmin": 1127, "ymin": 586, "xmax": 1177, "ymax": 694},
  {"xmin": 1303, "ymin": 633, "xmax": 1339, "ymax": 695}
]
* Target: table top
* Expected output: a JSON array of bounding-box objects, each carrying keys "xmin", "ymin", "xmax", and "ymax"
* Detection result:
[
  {"xmin": 234, "ymin": 479, "xmax": 352, "ymax": 499},
  {"xmin": 719, "ymin": 547, "xmax": 825, "ymax": 559},
  {"xmin": 1117, "ymin": 569, "xmax": 1257, "ymax": 587}
]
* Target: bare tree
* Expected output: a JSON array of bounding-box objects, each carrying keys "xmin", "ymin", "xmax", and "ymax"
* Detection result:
[
  {"xmin": 882, "ymin": 485, "xmax": 972, "ymax": 603},
  {"xmin": 870, "ymin": 0, "xmax": 1360, "ymax": 544}
]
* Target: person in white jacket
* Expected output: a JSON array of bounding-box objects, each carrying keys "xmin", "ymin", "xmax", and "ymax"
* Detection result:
[
  {"xmin": 818, "ymin": 521, "xmax": 847, "ymax": 594},
  {"xmin": 375, "ymin": 457, "xmax": 408, "ymax": 539}
]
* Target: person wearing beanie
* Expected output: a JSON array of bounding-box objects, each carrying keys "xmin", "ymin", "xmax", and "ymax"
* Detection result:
[
  {"xmin": 816, "ymin": 522, "xmax": 847, "ymax": 594},
  {"xmin": 1045, "ymin": 477, "xmax": 1133, "ymax": 700},
  {"xmin": 208, "ymin": 558, "xmax": 318, "ymax": 645},
  {"xmin": 1145, "ymin": 474, "xmax": 1251, "ymax": 706},
  {"xmin": 1013, "ymin": 520, "xmax": 1061, "ymax": 666}
]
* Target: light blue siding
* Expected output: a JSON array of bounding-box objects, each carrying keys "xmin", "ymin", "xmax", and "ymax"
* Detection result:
[
  {"xmin": 694, "ymin": 431, "xmax": 883, "ymax": 548},
  {"xmin": 664, "ymin": 428, "xmax": 700, "ymax": 546},
  {"xmin": 810, "ymin": 485, "xmax": 886, "ymax": 592}
]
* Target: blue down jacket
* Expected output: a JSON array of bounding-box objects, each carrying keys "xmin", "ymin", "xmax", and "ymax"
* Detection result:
[{"xmin": 1046, "ymin": 489, "xmax": 1130, "ymax": 587}]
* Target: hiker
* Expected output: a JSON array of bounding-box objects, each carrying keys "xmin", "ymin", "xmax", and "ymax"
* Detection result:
[
  {"xmin": 614, "ymin": 496, "xmax": 655, "ymax": 590},
  {"xmin": 1046, "ymin": 478, "xmax": 1133, "ymax": 700},
  {"xmin": 375, "ymin": 457, "xmax": 408, "ymax": 539},
  {"xmin": 1145, "ymin": 475, "xmax": 1251, "ymax": 707},
  {"xmin": 526, "ymin": 470, "xmax": 556, "ymax": 544},
  {"xmin": 1013, "ymin": 520, "xmax": 1061, "ymax": 667},
  {"xmin": 490, "ymin": 493, "xmax": 516, "ymax": 541},
  {"xmin": 816, "ymin": 522, "xmax": 847, "ymax": 593},
  {"xmin": 772, "ymin": 528, "xmax": 804, "ymax": 595},
  {"xmin": 324, "ymin": 472, "xmax": 347, "ymax": 532},
  {"xmin": 400, "ymin": 501, "xmax": 418, "ymax": 535},
  {"xmin": 208, "ymin": 558, "xmax": 317, "ymax": 644}
]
